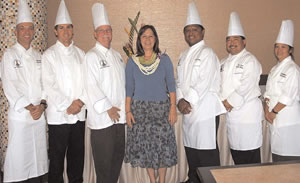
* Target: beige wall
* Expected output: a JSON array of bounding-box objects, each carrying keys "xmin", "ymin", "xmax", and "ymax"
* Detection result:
[{"xmin": 47, "ymin": 0, "xmax": 300, "ymax": 74}]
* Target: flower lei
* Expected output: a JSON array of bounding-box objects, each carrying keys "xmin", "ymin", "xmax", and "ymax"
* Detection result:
[{"xmin": 132, "ymin": 53, "xmax": 161, "ymax": 75}]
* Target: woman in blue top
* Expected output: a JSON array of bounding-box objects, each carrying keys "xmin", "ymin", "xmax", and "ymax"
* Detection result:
[{"xmin": 124, "ymin": 25, "xmax": 177, "ymax": 183}]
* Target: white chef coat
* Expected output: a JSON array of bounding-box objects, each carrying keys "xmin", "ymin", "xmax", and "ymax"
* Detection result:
[
  {"xmin": 264, "ymin": 56, "xmax": 300, "ymax": 156},
  {"xmin": 84, "ymin": 42, "xmax": 126, "ymax": 130},
  {"xmin": 220, "ymin": 49, "xmax": 263, "ymax": 150},
  {"xmin": 42, "ymin": 40, "xmax": 86, "ymax": 125},
  {"xmin": 1, "ymin": 43, "xmax": 48, "ymax": 182},
  {"xmin": 176, "ymin": 40, "xmax": 226, "ymax": 150}
]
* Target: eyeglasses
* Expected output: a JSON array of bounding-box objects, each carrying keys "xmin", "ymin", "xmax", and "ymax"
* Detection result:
[{"xmin": 95, "ymin": 28, "xmax": 112, "ymax": 33}]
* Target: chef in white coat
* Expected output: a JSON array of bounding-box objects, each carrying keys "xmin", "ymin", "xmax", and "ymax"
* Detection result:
[
  {"xmin": 220, "ymin": 12, "xmax": 263, "ymax": 165},
  {"xmin": 83, "ymin": 3, "xmax": 126, "ymax": 183},
  {"xmin": 41, "ymin": 0, "xmax": 86, "ymax": 182},
  {"xmin": 264, "ymin": 20, "xmax": 300, "ymax": 162},
  {"xmin": 1, "ymin": 0, "xmax": 48, "ymax": 182},
  {"xmin": 176, "ymin": 2, "xmax": 226, "ymax": 183}
]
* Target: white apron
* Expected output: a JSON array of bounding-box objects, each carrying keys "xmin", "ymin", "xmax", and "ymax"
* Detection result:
[
  {"xmin": 177, "ymin": 41, "xmax": 226, "ymax": 149},
  {"xmin": 264, "ymin": 56, "xmax": 300, "ymax": 156},
  {"xmin": 1, "ymin": 43, "xmax": 48, "ymax": 182},
  {"xmin": 220, "ymin": 49, "xmax": 263, "ymax": 150}
]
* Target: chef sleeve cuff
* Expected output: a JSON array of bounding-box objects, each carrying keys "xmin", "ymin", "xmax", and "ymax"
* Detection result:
[
  {"xmin": 176, "ymin": 89, "xmax": 184, "ymax": 103},
  {"xmin": 56, "ymin": 98, "xmax": 72, "ymax": 112},
  {"xmin": 94, "ymin": 97, "xmax": 113, "ymax": 114},
  {"xmin": 14, "ymin": 95, "xmax": 31, "ymax": 113},
  {"xmin": 227, "ymin": 91, "xmax": 245, "ymax": 108},
  {"xmin": 185, "ymin": 88, "xmax": 199, "ymax": 105},
  {"xmin": 278, "ymin": 95, "xmax": 293, "ymax": 106}
]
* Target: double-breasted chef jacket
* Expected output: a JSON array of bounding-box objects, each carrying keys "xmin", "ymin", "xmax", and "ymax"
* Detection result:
[
  {"xmin": 84, "ymin": 42, "xmax": 126, "ymax": 130},
  {"xmin": 264, "ymin": 56, "xmax": 300, "ymax": 156},
  {"xmin": 176, "ymin": 40, "xmax": 226, "ymax": 150},
  {"xmin": 42, "ymin": 40, "xmax": 86, "ymax": 124},
  {"xmin": 220, "ymin": 48, "xmax": 263, "ymax": 151},
  {"xmin": 1, "ymin": 43, "xmax": 48, "ymax": 182}
]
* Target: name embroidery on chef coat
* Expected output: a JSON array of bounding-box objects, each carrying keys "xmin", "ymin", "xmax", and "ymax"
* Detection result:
[
  {"xmin": 236, "ymin": 64, "xmax": 244, "ymax": 69},
  {"xmin": 99, "ymin": 59, "xmax": 109, "ymax": 69},
  {"xmin": 14, "ymin": 59, "xmax": 23, "ymax": 68},
  {"xmin": 234, "ymin": 64, "xmax": 244, "ymax": 74},
  {"xmin": 36, "ymin": 60, "xmax": 41, "ymax": 64},
  {"xmin": 280, "ymin": 73, "xmax": 287, "ymax": 78}
]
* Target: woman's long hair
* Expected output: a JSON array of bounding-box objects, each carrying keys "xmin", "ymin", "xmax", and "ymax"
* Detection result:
[{"xmin": 136, "ymin": 25, "xmax": 161, "ymax": 57}]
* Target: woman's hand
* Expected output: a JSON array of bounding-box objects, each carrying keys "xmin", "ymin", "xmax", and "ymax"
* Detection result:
[
  {"xmin": 126, "ymin": 111, "xmax": 135, "ymax": 128},
  {"xmin": 168, "ymin": 105, "xmax": 177, "ymax": 126}
]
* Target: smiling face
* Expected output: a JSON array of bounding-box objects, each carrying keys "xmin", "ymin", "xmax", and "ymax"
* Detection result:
[
  {"xmin": 226, "ymin": 36, "xmax": 246, "ymax": 55},
  {"xmin": 94, "ymin": 25, "xmax": 112, "ymax": 49},
  {"xmin": 184, "ymin": 24, "xmax": 205, "ymax": 47},
  {"xmin": 274, "ymin": 43, "xmax": 292, "ymax": 62},
  {"xmin": 15, "ymin": 22, "xmax": 34, "ymax": 49},
  {"xmin": 140, "ymin": 28, "xmax": 156, "ymax": 52},
  {"xmin": 54, "ymin": 24, "xmax": 73, "ymax": 47}
]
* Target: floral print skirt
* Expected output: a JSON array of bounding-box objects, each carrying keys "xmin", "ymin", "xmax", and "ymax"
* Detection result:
[{"xmin": 124, "ymin": 100, "xmax": 177, "ymax": 170}]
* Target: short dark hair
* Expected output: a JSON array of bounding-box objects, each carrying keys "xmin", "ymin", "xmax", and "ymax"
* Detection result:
[
  {"xmin": 54, "ymin": 24, "xmax": 73, "ymax": 30},
  {"xmin": 183, "ymin": 24, "xmax": 205, "ymax": 33},
  {"xmin": 136, "ymin": 25, "xmax": 161, "ymax": 56}
]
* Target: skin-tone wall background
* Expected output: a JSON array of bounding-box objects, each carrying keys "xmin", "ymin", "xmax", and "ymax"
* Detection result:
[{"xmin": 46, "ymin": 0, "xmax": 299, "ymax": 74}]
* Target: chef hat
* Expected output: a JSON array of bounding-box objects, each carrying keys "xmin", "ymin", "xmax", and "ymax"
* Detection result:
[
  {"xmin": 227, "ymin": 12, "xmax": 245, "ymax": 37},
  {"xmin": 17, "ymin": 0, "xmax": 33, "ymax": 25},
  {"xmin": 55, "ymin": 0, "xmax": 72, "ymax": 26},
  {"xmin": 276, "ymin": 20, "xmax": 294, "ymax": 47},
  {"xmin": 92, "ymin": 3, "xmax": 110, "ymax": 30},
  {"xmin": 185, "ymin": 2, "xmax": 203, "ymax": 27}
]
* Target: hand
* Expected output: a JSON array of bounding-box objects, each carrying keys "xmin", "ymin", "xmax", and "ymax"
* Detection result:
[
  {"xmin": 168, "ymin": 105, "xmax": 177, "ymax": 126},
  {"xmin": 67, "ymin": 99, "xmax": 83, "ymax": 115},
  {"xmin": 107, "ymin": 107, "xmax": 121, "ymax": 123},
  {"xmin": 223, "ymin": 100, "xmax": 233, "ymax": 112},
  {"xmin": 26, "ymin": 104, "xmax": 44, "ymax": 120},
  {"xmin": 265, "ymin": 111, "xmax": 276, "ymax": 124},
  {"xmin": 126, "ymin": 111, "xmax": 135, "ymax": 128},
  {"xmin": 177, "ymin": 98, "xmax": 192, "ymax": 114}
]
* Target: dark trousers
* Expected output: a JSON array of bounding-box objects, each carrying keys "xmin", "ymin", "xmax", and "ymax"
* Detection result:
[
  {"xmin": 9, "ymin": 174, "xmax": 47, "ymax": 183},
  {"xmin": 230, "ymin": 148, "xmax": 261, "ymax": 165},
  {"xmin": 48, "ymin": 121, "xmax": 85, "ymax": 183},
  {"xmin": 91, "ymin": 124, "xmax": 125, "ymax": 183},
  {"xmin": 272, "ymin": 153, "xmax": 300, "ymax": 162},
  {"xmin": 185, "ymin": 116, "xmax": 220, "ymax": 183}
]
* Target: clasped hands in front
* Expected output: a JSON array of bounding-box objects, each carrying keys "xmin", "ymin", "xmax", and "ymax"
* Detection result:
[{"xmin": 26, "ymin": 104, "xmax": 45, "ymax": 120}]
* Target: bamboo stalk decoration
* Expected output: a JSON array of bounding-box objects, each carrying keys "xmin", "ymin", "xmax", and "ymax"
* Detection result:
[{"xmin": 123, "ymin": 11, "xmax": 140, "ymax": 57}]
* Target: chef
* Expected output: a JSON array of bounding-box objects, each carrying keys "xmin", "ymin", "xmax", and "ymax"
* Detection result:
[
  {"xmin": 264, "ymin": 20, "xmax": 300, "ymax": 162},
  {"xmin": 83, "ymin": 3, "xmax": 126, "ymax": 183},
  {"xmin": 41, "ymin": 0, "xmax": 86, "ymax": 182},
  {"xmin": 220, "ymin": 12, "xmax": 263, "ymax": 165},
  {"xmin": 1, "ymin": 0, "xmax": 48, "ymax": 182},
  {"xmin": 176, "ymin": 2, "xmax": 226, "ymax": 183}
]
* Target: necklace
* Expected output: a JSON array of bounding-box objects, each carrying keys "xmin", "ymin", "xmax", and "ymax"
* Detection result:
[{"xmin": 132, "ymin": 53, "xmax": 161, "ymax": 75}]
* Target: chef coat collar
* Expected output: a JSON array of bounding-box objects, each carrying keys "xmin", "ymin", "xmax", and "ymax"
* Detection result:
[
  {"xmin": 95, "ymin": 41, "xmax": 111, "ymax": 56},
  {"xmin": 189, "ymin": 40, "xmax": 205, "ymax": 51},
  {"xmin": 15, "ymin": 42, "xmax": 33, "ymax": 55},
  {"xmin": 228, "ymin": 48, "xmax": 246, "ymax": 59},
  {"xmin": 56, "ymin": 40, "xmax": 74, "ymax": 55},
  {"xmin": 277, "ymin": 55, "xmax": 292, "ymax": 66}
]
